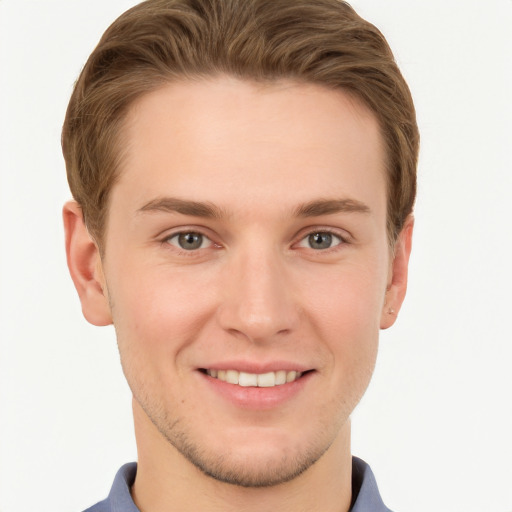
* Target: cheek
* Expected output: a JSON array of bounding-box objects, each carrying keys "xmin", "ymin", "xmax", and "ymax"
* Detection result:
[
  {"xmin": 302, "ymin": 259, "xmax": 386, "ymax": 332},
  {"xmin": 108, "ymin": 264, "xmax": 217, "ymax": 363},
  {"xmin": 299, "ymin": 261, "xmax": 383, "ymax": 387}
]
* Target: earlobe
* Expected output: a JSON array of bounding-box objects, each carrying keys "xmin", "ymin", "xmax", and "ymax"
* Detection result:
[
  {"xmin": 63, "ymin": 201, "xmax": 113, "ymax": 326},
  {"xmin": 380, "ymin": 215, "xmax": 414, "ymax": 330}
]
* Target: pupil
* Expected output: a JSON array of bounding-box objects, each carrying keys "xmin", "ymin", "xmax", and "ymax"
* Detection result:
[
  {"xmin": 178, "ymin": 232, "xmax": 202, "ymax": 250},
  {"xmin": 309, "ymin": 232, "xmax": 332, "ymax": 249}
]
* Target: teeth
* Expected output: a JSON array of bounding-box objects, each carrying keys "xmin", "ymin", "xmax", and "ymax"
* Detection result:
[
  {"xmin": 206, "ymin": 369, "xmax": 303, "ymax": 387},
  {"xmin": 257, "ymin": 372, "xmax": 275, "ymax": 387},
  {"xmin": 239, "ymin": 372, "xmax": 258, "ymax": 387},
  {"xmin": 286, "ymin": 371, "xmax": 297, "ymax": 383},
  {"xmin": 226, "ymin": 370, "xmax": 239, "ymax": 385},
  {"xmin": 275, "ymin": 370, "xmax": 286, "ymax": 385}
]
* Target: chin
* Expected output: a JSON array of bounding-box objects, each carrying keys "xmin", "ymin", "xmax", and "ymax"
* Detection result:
[
  {"xmin": 171, "ymin": 431, "xmax": 329, "ymax": 488},
  {"xmin": 148, "ymin": 407, "xmax": 334, "ymax": 488}
]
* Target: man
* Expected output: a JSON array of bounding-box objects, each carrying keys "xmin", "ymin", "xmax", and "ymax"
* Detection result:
[{"xmin": 62, "ymin": 0, "xmax": 418, "ymax": 510}]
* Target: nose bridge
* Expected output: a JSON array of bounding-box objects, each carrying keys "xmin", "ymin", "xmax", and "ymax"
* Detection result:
[{"xmin": 218, "ymin": 241, "xmax": 298, "ymax": 342}]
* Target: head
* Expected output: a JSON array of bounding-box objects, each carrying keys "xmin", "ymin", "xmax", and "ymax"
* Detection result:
[
  {"xmin": 62, "ymin": 0, "xmax": 418, "ymax": 251},
  {"xmin": 63, "ymin": 0, "xmax": 418, "ymax": 491}
]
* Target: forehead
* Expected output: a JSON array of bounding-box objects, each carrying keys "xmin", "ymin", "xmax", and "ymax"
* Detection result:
[{"xmin": 113, "ymin": 77, "xmax": 386, "ymax": 219}]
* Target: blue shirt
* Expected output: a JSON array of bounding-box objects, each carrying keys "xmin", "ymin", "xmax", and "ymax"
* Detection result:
[{"xmin": 84, "ymin": 457, "xmax": 392, "ymax": 512}]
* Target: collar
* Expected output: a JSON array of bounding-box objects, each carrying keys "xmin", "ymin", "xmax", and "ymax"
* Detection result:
[
  {"xmin": 85, "ymin": 457, "xmax": 392, "ymax": 512},
  {"xmin": 350, "ymin": 457, "xmax": 393, "ymax": 512}
]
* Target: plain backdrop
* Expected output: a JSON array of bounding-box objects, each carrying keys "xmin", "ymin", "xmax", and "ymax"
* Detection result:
[{"xmin": 0, "ymin": 1, "xmax": 511, "ymax": 511}]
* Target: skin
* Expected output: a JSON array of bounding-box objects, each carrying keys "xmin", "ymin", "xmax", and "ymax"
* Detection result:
[{"xmin": 64, "ymin": 77, "xmax": 413, "ymax": 512}]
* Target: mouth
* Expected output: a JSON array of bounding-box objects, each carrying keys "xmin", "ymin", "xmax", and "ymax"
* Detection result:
[{"xmin": 200, "ymin": 369, "xmax": 310, "ymax": 388}]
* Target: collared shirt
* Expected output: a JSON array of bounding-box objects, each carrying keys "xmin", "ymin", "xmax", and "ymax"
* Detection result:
[{"xmin": 83, "ymin": 457, "xmax": 392, "ymax": 512}]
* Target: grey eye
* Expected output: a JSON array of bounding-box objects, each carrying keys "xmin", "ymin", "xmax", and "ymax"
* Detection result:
[
  {"xmin": 297, "ymin": 231, "xmax": 343, "ymax": 250},
  {"xmin": 179, "ymin": 233, "xmax": 203, "ymax": 250},
  {"xmin": 167, "ymin": 232, "xmax": 210, "ymax": 250},
  {"xmin": 308, "ymin": 232, "xmax": 333, "ymax": 249}
]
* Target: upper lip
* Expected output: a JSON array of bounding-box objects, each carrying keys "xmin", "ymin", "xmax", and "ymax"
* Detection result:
[{"xmin": 198, "ymin": 361, "xmax": 313, "ymax": 374}]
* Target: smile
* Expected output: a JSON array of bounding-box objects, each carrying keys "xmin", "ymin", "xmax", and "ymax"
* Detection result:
[{"xmin": 204, "ymin": 369, "xmax": 304, "ymax": 387}]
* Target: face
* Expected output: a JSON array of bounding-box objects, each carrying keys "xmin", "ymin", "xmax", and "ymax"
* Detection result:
[{"xmin": 69, "ymin": 77, "xmax": 410, "ymax": 487}]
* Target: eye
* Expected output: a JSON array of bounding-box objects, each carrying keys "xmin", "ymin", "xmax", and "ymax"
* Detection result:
[
  {"xmin": 166, "ymin": 232, "xmax": 212, "ymax": 251},
  {"xmin": 297, "ymin": 231, "xmax": 344, "ymax": 250}
]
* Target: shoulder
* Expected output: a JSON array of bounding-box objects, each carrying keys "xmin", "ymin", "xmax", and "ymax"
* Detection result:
[
  {"xmin": 82, "ymin": 499, "xmax": 111, "ymax": 512},
  {"xmin": 351, "ymin": 457, "xmax": 394, "ymax": 512},
  {"xmin": 81, "ymin": 463, "xmax": 138, "ymax": 512}
]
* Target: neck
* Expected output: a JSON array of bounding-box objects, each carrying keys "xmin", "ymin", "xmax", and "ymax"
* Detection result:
[{"xmin": 131, "ymin": 401, "xmax": 353, "ymax": 512}]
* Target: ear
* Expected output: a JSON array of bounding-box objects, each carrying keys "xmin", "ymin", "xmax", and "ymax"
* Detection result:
[
  {"xmin": 63, "ymin": 201, "xmax": 112, "ymax": 326},
  {"xmin": 380, "ymin": 215, "xmax": 414, "ymax": 329}
]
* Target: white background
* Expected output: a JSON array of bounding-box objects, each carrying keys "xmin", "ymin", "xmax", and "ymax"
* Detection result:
[{"xmin": 0, "ymin": 1, "xmax": 511, "ymax": 511}]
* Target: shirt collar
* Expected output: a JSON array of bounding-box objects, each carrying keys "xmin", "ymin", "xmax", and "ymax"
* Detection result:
[
  {"xmin": 350, "ymin": 457, "xmax": 393, "ymax": 512},
  {"xmin": 102, "ymin": 457, "xmax": 392, "ymax": 512},
  {"xmin": 106, "ymin": 463, "xmax": 138, "ymax": 512}
]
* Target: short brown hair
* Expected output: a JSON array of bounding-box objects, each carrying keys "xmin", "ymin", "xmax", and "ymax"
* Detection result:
[{"xmin": 62, "ymin": 0, "xmax": 419, "ymax": 247}]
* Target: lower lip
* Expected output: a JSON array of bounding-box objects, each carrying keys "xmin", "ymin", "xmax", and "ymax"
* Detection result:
[{"xmin": 198, "ymin": 371, "xmax": 314, "ymax": 410}]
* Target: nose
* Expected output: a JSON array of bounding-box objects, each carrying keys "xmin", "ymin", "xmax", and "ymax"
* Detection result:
[{"xmin": 217, "ymin": 245, "xmax": 300, "ymax": 343}]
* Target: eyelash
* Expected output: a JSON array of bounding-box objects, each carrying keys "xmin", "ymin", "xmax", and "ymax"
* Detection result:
[
  {"xmin": 161, "ymin": 227, "xmax": 350, "ymax": 255},
  {"xmin": 162, "ymin": 229, "xmax": 218, "ymax": 257},
  {"xmin": 295, "ymin": 229, "xmax": 348, "ymax": 251}
]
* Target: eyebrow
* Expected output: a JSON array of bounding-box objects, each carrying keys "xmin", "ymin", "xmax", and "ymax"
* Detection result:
[
  {"xmin": 137, "ymin": 197, "xmax": 225, "ymax": 219},
  {"xmin": 294, "ymin": 198, "xmax": 371, "ymax": 217},
  {"xmin": 137, "ymin": 196, "xmax": 370, "ymax": 219}
]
